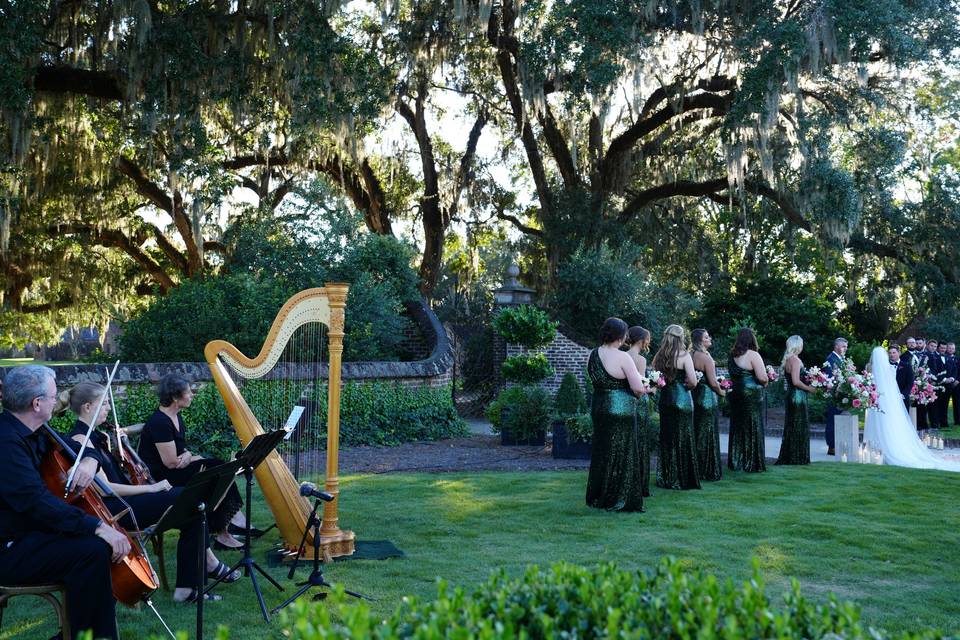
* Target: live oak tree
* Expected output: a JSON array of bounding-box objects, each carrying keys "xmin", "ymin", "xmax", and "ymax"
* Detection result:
[
  {"xmin": 3, "ymin": 0, "xmax": 960, "ymax": 348},
  {"xmin": 475, "ymin": 0, "xmax": 960, "ymax": 295}
]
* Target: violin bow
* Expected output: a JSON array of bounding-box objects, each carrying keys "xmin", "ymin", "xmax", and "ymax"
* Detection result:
[
  {"xmin": 63, "ymin": 359, "xmax": 120, "ymax": 497},
  {"xmin": 106, "ymin": 375, "xmax": 126, "ymax": 459}
]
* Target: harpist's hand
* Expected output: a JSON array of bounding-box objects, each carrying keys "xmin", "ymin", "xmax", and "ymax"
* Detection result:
[{"xmin": 69, "ymin": 457, "xmax": 99, "ymax": 492}]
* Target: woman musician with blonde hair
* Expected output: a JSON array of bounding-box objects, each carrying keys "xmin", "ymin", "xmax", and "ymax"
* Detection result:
[
  {"xmin": 776, "ymin": 335, "xmax": 816, "ymax": 465},
  {"xmin": 57, "ymin": 382, "xmax": 240, "ymax": 603}
]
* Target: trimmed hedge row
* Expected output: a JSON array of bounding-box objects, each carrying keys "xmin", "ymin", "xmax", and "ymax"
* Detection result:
[
  {"xmin": 243, "ymin": 558, "xmax": 947, "ymax": 639},
  {"xmin": 51, "ymin": 380, "xmax": 466, "ymax": 458}
]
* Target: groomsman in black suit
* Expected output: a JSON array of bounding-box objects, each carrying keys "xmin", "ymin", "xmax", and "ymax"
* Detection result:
[
  {"xmin": 823, "ymin": 337, "xmax": 848, "ymax": 455},
  {"xmin": 913, "ymin": 338, "xmax": 930, "ymax": 429},
  {"xmin": 924, "ymin": 340, "xmax": 946, "ymax": 429},
  {"xmin": 947, "ymin": 342, "xmax": 959, "ymax": 426},
  {"xmin": 889, "ymin": 346, "xmax": 913, "ymax": 410},
  {"xmin": 905, "ymin": 337, "xmax": 921, "ymax": 368}
]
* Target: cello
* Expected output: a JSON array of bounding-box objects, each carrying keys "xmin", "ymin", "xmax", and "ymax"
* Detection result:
[{"xmin": 39, "ymin": 417, "xmax": 159, "ymax": 607}]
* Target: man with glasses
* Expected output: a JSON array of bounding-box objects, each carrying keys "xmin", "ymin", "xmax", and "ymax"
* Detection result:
[{"xmin": 0, "ymin": 365, "xmax": 128, "ymax": 640}]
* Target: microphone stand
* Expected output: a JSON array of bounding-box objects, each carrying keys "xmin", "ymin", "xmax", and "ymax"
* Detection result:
[{"xmin": 270, "ymin": 494, "xmax": 370, "ymax": 615}]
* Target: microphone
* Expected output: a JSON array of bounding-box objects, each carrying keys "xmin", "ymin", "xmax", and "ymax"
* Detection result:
[{"xmin": 299, "ymin": 482, "xmax": 335, "ymax": 502}]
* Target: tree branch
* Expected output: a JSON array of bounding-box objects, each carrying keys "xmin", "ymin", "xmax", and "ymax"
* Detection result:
[
  {"xmin": 51, "ymin": 223, "xmax": 176, "ymax": 291},
  {"xmin": 601, "ymin": 90, "xmax": 732, "ymax": 191},
  {"xmin": 116, "ymin": 157, "xmax": 172, "ymax": 213},
  {"xmin": 33, "ymin": 65, "xmax": 123, "ymax": 101},
  {"xmin": 496, "ymin": 211, "xmax": 543, "ymax": 237},
  {"xmin": 619, "ymin": 178, "xmax": 730, "ymax": 222}
]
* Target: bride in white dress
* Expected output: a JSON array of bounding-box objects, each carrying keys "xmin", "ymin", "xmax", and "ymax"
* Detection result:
[{"xmin": 864, "ymin": 346, "xmax": 960, "ymax": 471}]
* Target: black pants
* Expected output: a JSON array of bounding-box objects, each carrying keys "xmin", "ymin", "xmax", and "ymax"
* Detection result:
[
  {"xmin": 0, "ymin": 532, "xmax": 116, "ymax": 640},
  {"xmin": 917, "ymin": 403, "xmax": 928, "ymax": 430},
  {"xmin": 825, "ymin": 405, "xmax": 838, "ymax": 449},
  {"xmin": 951, "ymin": 384, "xmax": 960, "ymax": 425},
  {"xmin": 155, "ymin": 458, "xmax": 242, "ymax": 533},
  {"xmin": 104, "ymin": 487, "xmax": 203, "ymax": 589}
]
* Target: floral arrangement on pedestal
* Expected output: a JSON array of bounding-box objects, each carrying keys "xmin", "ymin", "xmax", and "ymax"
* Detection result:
[
  {"xmin": 909, "ymin": 366, "xmax": 941, "ymax": 406},
  {"xmin": 829, "ymin": 358, "xmax": 881, "ymax": 414}
]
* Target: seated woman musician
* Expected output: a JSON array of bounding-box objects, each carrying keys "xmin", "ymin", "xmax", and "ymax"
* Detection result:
[
  {"xmin": 136, "ymin": 373, "xmax": 256, "ymax": 550},
  {"xmin": 59, "ymin": 382, "xmax": 240, "ymax": 602}
]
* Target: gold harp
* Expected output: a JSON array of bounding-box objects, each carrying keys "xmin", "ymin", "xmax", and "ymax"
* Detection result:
[{"xmin": 204, "ymin": 284, "xmax": 355, "ymax": 560}]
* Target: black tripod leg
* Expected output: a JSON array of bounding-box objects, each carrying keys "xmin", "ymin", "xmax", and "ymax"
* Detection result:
[
  {"xmin": 252, "ymin": 561, "xmax": 284, "ymax": 590},
  {"xmin": 247, "ymin": 564, "xmax": 271, "ymax": 623},
  {"xmin": 271, "ymin": 582, "xmax": 318, "ymax": 615}
]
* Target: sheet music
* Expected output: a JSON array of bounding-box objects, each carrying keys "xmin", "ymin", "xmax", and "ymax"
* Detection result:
[{"xmin": 283, "ymin": 405, "xmax": 306, "ymax": 440}]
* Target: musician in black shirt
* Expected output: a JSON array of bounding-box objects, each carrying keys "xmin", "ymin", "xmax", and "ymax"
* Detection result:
[
  {"xmin": 0, "ymin": 365, "xmax": 127, "ymax": 640},
  {"xmin": 137, "ymin": 374, "xmax": 252, "ymax": 549},
  {"xmin": 60, "ymin": 382, "xmax": 239, "ymax": 603}
]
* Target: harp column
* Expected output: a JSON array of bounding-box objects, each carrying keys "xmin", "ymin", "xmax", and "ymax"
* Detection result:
[{"xmin": 319, "ymin": 282, "xmax": 355, "ymax": 559}]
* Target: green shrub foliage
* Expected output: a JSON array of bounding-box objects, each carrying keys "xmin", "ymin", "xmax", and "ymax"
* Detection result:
[
  {"xmin": 120, "ymin": 231, "xmax": 422, "ymax": 363},
  {"xmin": 485, "ymin": 385, "xmax": 551, "ymax": 440},
  {"xmin": 549, "ymin": 244, "xmax": 698, "ymax": 345},
  {"xmin": 554, "ymin": 372, "xmax": 586, "ymax": 417},
  {"xmin": 500, "ymin": 353, "xmax": 554, "ymax": 384},
  {"xmin": 59, "ymin": 380, "xmax": 465, "ymax": 459},
  {"xmin": 696, "ymin": 273, "xmax": 841, "ymax": 361},
  {"xmin": 492, "ymin": 305, "xmax": 557, "ymax": 348},
  {"xmin": 564, "ymin": 413, "xmax": 592, "ymax": 443},
  {"xmin": 256, "ymin": 558, "xmax": 945, "ymax": 640}
]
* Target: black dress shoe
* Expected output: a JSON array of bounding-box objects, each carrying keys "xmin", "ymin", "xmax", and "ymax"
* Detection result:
[{"xmin": 827, "ymin": 447, "xmax": 835, "ymax": 455}]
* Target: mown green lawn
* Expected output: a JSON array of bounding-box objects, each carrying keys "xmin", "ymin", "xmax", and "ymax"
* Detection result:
[{"xmin": 3, "ymin": 463, "xmax": 958, "ymax": 639}]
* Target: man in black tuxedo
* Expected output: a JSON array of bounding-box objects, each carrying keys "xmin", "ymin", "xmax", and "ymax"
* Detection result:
[
  {"xmin": 823, "ymin": 337, "xmax": 848, "ymax": 455},
  {"xmin": 924, "ymin": 340, "xmax": 946, "ymax": 429},
  {"xmin": 947, "ymin": 342, "xmax": 959, "ymax": 426},
  {"xmin": 889, "ymin": 346, "xmax": 913, "ymax": 410},
  {"xmin": 905, "ymin": 337, "xmax": 921, "ymax": 368}
]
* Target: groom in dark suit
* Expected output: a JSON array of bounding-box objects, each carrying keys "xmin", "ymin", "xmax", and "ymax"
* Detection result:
[
  {"xmin": 823, "ymin": 337, "xmax": 848, "ymax": 456},
  {"xmin": 889, "ymin": 346, "xmax": 913, "ymax": 410}
]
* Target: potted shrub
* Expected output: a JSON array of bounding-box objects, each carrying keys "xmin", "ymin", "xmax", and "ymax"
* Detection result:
[
  {"xmin": 490, "ymin": 305, "xmax": 557, "ymax": 445},
  {"xmin": 552, "ymin": 372, "xmax": 592, "ymax": 459}
]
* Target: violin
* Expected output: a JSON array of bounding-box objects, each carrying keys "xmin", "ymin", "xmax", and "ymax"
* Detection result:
[
  {"xmin": 106, "ymin": 380, "xmax": 154, "ymax": 487},
  {"xmin": 38, "ymin": 423, "xmax": 158, "ymax": 607},
  {"xmin": 110, "ymin": 430, "xmax": 155, "ymax": 486}
]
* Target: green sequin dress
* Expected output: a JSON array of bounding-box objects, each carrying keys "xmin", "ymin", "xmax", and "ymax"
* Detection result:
[
  {"xmin": 776, "ymin": 369, "xmax": 810, "ymax": 465},
  {"xmin": 727, "ymin": 358, "xmax": 767, "ymax": 473},
  {"xmin": 657, "ymin": 378, "xmax": 701, "ymax": 490},
  {"xmin": 692, "ymin": 380, "xmax": 723, "ymax": 481},
  {"xmin": 636, "ymin": 393, "xmax": 651, "ymax": 497},
  {"xmin": 585, "ymin": 349, "xmax": 644, "ymax": 512}
]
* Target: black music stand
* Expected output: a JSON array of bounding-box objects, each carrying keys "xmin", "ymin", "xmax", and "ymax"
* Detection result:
[
  {"xmin": 150, "ymin": 460, "xmax": 241, "ymax": 640},
  {"xmin": 204, "ymin": 430, "xmax": 287, "ymax": 622}
]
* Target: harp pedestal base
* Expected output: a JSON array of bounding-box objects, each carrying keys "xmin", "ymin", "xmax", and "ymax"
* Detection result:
[{"xmin": 293, "ymin": 529, "xmax": 355, "ymax": 563}]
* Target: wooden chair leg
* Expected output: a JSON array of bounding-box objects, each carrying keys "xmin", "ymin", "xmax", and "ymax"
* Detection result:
[{"xmin": 150, "ymin": 532, "xmax": 170, "ymax": 591}]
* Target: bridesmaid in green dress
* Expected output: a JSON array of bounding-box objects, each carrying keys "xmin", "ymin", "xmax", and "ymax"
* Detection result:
[
  {"xmin": 626, "ymin": 326, "xmax": 653, "ymax": 496},
  {"xmin": 691, "ymin": 329, "xmax": 725, "ymax": 481},
  {"xmin": 727, "ymin": 328, "xmax": 769, "ymax": 472},
  {"xmin": 776, "ymin": 335, "xmax": 816, "ymax": 465},
  {"xmin": 652, "ymin": 324, "xmax": 701, "ymax": 490},
  {"xmin": 585, "ymin": 318, "xmax": 649, "ymax": 512}
]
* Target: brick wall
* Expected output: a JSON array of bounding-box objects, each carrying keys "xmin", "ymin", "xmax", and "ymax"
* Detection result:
[
  {"xmin": 505, "ymin": 329, "xmax": 591, "ymax": 394},
  {"xmin": 0, "ymin": 301, "xmax": 454, "ymax": 393}
]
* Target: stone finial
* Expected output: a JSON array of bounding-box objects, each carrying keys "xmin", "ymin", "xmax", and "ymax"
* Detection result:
[{"xmin": 493, "ymin": 262, "xmax": 535, "ymax": 307}]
